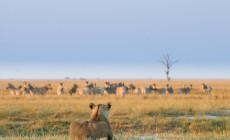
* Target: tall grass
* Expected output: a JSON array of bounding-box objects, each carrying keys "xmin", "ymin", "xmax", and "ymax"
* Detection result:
[{"xmin": 0, "ymin": 80, "xmax": 229, "ymax": 139}]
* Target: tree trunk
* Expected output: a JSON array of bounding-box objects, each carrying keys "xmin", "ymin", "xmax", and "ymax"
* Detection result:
[{"xmin": 165, "ymin": 69, "xmax": 170, "ymax": 82}]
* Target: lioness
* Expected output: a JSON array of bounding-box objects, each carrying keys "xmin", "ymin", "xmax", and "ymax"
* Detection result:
[{"xmin": 70, "ymin": 102, "xmax": 113, "ymax": 140}]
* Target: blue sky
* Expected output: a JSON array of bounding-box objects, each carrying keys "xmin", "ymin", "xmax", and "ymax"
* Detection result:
[{"xmin": 0, "ymin": 0, "xmax": 230, "ymax": 79}]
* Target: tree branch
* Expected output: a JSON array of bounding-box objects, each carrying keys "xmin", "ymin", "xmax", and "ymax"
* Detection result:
[{"xmin": 159, "ymin": 54, "xmax": 179, "ymax": 81}]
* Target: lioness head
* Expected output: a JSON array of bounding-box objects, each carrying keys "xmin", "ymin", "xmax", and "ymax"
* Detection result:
[{"xmin": 89, "ymin": 102, "xmax": 111, "ymax": 121}]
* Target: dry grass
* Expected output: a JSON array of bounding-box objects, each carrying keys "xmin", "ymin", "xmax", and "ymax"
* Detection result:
[{"xmin": 0, "ymin": 80, "xmax": 230, "ymax": 139}]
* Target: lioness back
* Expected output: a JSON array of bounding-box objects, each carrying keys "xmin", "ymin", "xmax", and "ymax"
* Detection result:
[
  {"xmin": 70, "ymin": 102, "xmax": 113, "ymax": 140},
  {"xmin": 70, "ymin": 121, "xmax": 89, "ymax": 140},
  {"xmin": 70, "ymin": 121, "xmax": 109, "ymax": 140},
  {"xmin": 88, "ymin": 121, "xmax": 109, "ymax": 139}
]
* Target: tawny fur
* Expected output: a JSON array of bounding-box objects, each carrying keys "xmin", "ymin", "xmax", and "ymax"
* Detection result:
[{"xmin": 70, "ymin": 102, "xmax": 113, "ymax": 140}]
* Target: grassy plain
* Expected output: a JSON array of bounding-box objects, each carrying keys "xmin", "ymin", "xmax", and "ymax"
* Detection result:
[{"xmin": 0, "ymin": 80, "xmax": 229, "ymax": 139}]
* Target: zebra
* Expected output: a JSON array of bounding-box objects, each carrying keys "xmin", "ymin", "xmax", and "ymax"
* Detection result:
[
  {"xmin": 141, "ymin": 85, "xmax": 154, "ymax": 94},
  {"xmin": 83, "ymin": 81, "xmax": 96, "ymax": 95},
  {"xmin": 129, "ymin": 84, "xmax": 141, "ymax": 94},
  {"xmin": 116, "ymin": 86, "xmax": 128, "ymax": 96},
  {"xmin": 166, "ymin": 84, "xmax": 174, "ymax": 94},
  {"xmin": 202, "ymin": 83, "xmax": 212, "ymax": 94},
  {"xmin": 91, "ymin": 87, "xmax": 105, "ymax": 95},
  {"xmin": 116, "ymin": 82, "xmax": 129, "ymax": 96},
  {"xmin": 68, "ymin": 84, "xmax": 85, "ymax": 95},
  {"xmin": 178, "ymin": 84, "xmax": 192, "ymax": 94},
  {"xmin": 27, "ymin": 83, "xmax": 52, "ymax": 95},
  {"xmin": 69, "ymin": 83, "xmax": 103, "ymax": 95},
  {"xmin": 57, "ymin": 83, "xmax": 65, "ymax": 95},
  {"xmin": 151, "ymin": 84, "xmax": 166, "ymax": 94},
  {"xmin": 69, "ymin": 84, "xmax": 78, "ymax": 95},
  {"xmin": 6, "ymin": 83, "xmax": 29, "ymax": 96},
  {"xmin": 104, "ymin": 82, "xmax": 117, "ymax": 94},
  {"xmin": 68, "ymin": 84, "xmax": 86, "ymax": 95}
]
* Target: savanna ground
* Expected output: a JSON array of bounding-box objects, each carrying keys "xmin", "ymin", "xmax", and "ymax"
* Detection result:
[{"xmin": 0, "ymin": 80, "xmax": 229, "ymax": 140}]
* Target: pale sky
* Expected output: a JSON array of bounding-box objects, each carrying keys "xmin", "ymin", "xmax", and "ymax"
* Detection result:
[{"xmin": 0, "ymin": 0, "xmax": 230, "ymax": 79}]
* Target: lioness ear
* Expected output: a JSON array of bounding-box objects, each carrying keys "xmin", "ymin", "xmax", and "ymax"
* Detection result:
[
  {"xmin": 89, "ymin": 103, "xmax": 94, "ymax": 109},
  {"xmin": 107, "ymin": 102, "xmax": 111, "ymax": 109}
]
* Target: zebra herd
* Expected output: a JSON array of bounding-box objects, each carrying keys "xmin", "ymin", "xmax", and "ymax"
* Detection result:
[
  {"xmin": 6, "ymin": 82, "xmax": 52, "ymax": 96},
  {"xmin": 5, "ymin": 81, "xmax": 212, "ymax": 96}
]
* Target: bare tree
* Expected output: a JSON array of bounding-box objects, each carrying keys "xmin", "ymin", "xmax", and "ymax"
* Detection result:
[{"xmin": 160, "ymin": 54, "xmax": 179, "ymax": 82}]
